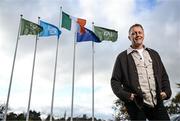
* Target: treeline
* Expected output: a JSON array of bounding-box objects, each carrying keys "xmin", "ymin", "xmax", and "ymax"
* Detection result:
[{"xmin": 5, "ymin": 110, "xmax": 106, "ymax": 121}]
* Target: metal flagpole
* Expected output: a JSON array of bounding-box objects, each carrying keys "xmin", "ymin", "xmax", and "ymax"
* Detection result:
[
  {"xmin": 70, "ymin": 20, "xmax": 78, "ymax": 121},
  {"xmin": 50, "ymin": 36, "xmax": 59, "ymax": 121},
  {"xmin": 49, "ymin": 6, "xmax": 62, "ymax": 121},
  {"xmin": 92, "ymin": 22, "xmax": 95, "ymax": 121},
  {"xmin": 26, "ymin": 17, "xmax": 40, "ymax": 121},
  {"xmin": 4, "ymin": 14, "xmax": 23, "ymax": 121}
]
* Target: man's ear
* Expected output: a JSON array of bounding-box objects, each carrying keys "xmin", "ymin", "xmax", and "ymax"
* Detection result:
[{"xmin": 128, "ymin": 36, "xmax": 131, "ymax": 41}]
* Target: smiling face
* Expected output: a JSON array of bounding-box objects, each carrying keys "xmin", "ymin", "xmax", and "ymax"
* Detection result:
[{"xmin": 128, "ymin": 25, "xmax": 144, "ymax": 49}]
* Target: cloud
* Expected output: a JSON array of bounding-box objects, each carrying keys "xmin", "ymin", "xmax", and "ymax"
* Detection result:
[{"xmin": 0, "ymin": 0, "xmax": 179, "ymax": 120}]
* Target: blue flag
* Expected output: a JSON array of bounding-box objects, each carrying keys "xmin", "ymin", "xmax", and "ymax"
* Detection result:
[
  {"xmin": 39, "ymin": 20, "xmax": 61, "ymax": 39},
  {"xmin": 77, "ymin": 28, "xmax": 101, "ymax": 43}
]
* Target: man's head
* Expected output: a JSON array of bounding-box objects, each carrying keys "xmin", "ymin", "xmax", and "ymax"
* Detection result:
[{"xmin": 128, "ymin": 24, "xmax": 144, "ymax": 49}]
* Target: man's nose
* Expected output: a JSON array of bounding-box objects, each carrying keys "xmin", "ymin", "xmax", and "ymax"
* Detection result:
[{"xmin": 136, "ymin": 32, "xmax": 140, "ymax": 36}]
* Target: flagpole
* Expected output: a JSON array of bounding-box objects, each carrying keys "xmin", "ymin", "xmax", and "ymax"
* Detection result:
[
  {"xmin": 3, "ymin": 14, "xmax": 23, "ymax": 121},
  {"xmin": 92, "ymin": 22, "xmax": 95, "ymax": 121},
  {"xmin": 26, "ymin": 17, "xmax": 40, "ymax": 121},
  {"xmin": 50, "ymin": 36, "xmax": 59, "ymax": 121},
  {"xmin": 70, "ymin": 22, "xmax": 77, "ymax": 121},
  {"xmin": 49, "ymin": 6, "xmax": 62, "ymax": 121}
]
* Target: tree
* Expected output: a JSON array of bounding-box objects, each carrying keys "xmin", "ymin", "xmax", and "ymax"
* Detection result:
[
  {"xmin": 166, "ymin": 83, "xmax": 180, "ymax": 115},
  {"xmin": 0, "ymin": 104, "xmax": 5, "ymax": 112},
  {"xmin": 29, "ymin": 110, "xmax": 41, "ymax": 121},
  {"xmin": 112, "ymin": 99, "xmax": 129, "ymax": 121},
  {"xmin": 6, "ymin": 112, "xmax": 17, "ymax": 120},
  {"xmin": 16, "ymin": 113, "xmax": 25, "ymax": 120},
  {"xmin": 0, "ymin": 104, "xmax": 5, "ymax": 120},
  {"xmin": 166, "ymin": 92, "xmax": 180, "ymax": 115}
]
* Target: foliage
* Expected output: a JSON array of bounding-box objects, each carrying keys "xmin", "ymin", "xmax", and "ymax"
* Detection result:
[
  {"xmin": 29, "ymin": 110, "xmax": 41, "ymax": 121},
  {"xmin": 6, "ymin": 110, "xmax": 41, "ymax": 121},
  {"xmin": 3, "ymin": 110, "xmax": 105, "ymax": 121},
  {"xmin": 166, "ymin": 92, "xmax": 180, "ymax": 115},
  {"xmin": 166, "ymin": 83, "xmax": 180, "ymax": 115},
  {"xmin": 6, "ymin": 112, "xmax": 17, "ymax": 120},
  {"xmin": 0, "ymin": 104, "xmax": 6, "ymax": 112},
  {"xmin": 112, "ymin": 99, "xmax": 129, "ymax": 121}
]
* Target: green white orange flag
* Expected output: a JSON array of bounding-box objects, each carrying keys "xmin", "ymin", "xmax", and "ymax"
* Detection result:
[
  {"xmin": 20, "ymin": 18, "xmax": 43, "ymax": 35},
  {"xmin": 61, "ymin": 11, "xmax": 86, "ymax": 31},
  {"xmin": 94, "ymin": 25, "xmax": 118, "ymax": 42}
]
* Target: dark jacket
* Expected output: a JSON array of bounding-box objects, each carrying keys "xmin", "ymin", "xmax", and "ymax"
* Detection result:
[{"xmin": 111, "ymin": 48, "xmax": 171, "ymax": 108}]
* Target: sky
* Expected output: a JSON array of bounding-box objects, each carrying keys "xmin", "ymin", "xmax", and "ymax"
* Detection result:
[{"xmin": 0, "ymin": 0, "xmax": 180, "ymax": 120}]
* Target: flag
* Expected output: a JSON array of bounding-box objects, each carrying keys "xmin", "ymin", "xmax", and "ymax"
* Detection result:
[
  {"xmin": 94, "ymin": 26, "xmax": 118, "ymax": 42},
  {"xmin": 20, "ymin": 18, "xmax": 43, "ymax": 35},
  {"xmin": 77, "ymin": 28, "xmax": 101, "ymax": 43},
  {"xmin": 61, "ymin": 11, "xmax": 87, "ymax": 32},
  {"xmin": 61, "ymin": 11, "xmax": 71, "ymax": 30},
  {"xmin": 76, "ymin": 18, "xmax": 86, "ymax": 33},
  {"xmin": 39, "ymin": 20, "xmax": 61, "ymax": 39}
]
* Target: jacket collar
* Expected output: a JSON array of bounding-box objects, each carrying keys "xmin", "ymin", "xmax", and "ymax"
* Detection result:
[{"xmin": 127, "ymin": 45, "xmax": 150, "ymax": 55}]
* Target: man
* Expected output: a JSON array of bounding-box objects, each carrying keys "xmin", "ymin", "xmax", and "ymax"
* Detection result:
[{"xmin": 111, "ymin": 24, "xmax": 171, "ymax": 120}]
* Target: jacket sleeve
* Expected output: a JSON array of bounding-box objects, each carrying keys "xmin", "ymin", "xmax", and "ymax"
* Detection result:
[
  {"xmin": 111, "ymin": 55, "xmax": 131, "ymax": 102},
  {"xmin": 157, "ymin": 53, "xmax": 172, "ymax": 100}
]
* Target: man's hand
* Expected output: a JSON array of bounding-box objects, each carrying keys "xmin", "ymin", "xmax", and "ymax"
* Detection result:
[
  {"xmin": 129, "ymin": 93, "xmax": 135, "ymax": 101},
  {"xmin": 160, "ymin": 92, "xmax": 167, "ymax": 100}
]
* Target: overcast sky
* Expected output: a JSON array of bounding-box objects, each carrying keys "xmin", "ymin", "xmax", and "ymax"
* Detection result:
[{"xmin": 0, "ymin": 0, "xmax": 180, "ymax": 120}]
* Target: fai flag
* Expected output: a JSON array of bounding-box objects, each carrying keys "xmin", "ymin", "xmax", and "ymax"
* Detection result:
[
  {"xmin": 61, "ymin": 11, "xmax": 71, "ymax": 30},
  {"xmin": 39, "ymin": 20, "xmax": 61, "ymax": 39},
  {"xmin": 94, "ymin": 26, "xmax": 118, "ymax": 42},
  {"xmin": 77, "ymin": 28, "xmax": 101, "ymax": 43},
  {"xmin": 20, "ymin": 18, "xmax": 43, "ymax": 35}
]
